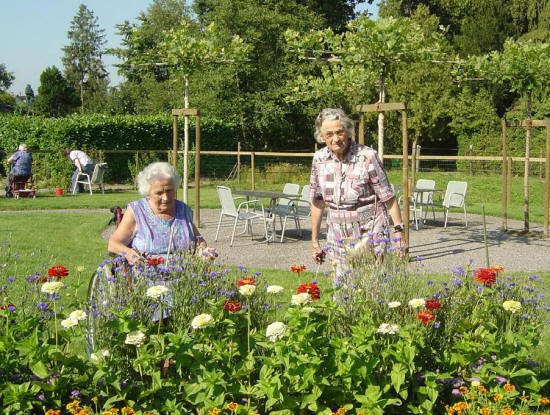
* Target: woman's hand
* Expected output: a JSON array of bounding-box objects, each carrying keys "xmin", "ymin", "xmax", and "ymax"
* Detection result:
[
  {"xmin": 124, "ymin": 248, "xmax": 144, "ymax": 265},
  {"xmin": 312, "ymin": 244, "xmax": 326, "ymax": 265}
]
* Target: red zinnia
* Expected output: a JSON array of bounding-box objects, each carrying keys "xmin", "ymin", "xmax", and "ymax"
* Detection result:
[
  {"xmin": 290, "ymin": 264, "xmax": 307, "ymax": 274},
  {"xmin": 417, "ymin": 309, "xmax": 435, "ymax": 324},
  {"xmin": 425, "ymin": 299, "xmax": 442, "ymax": 310},
  {"xmin": 237, "ymin": 277, "xmax": 256, "ymax": 286},
  {"xmin": 296, "ymin": 282, "xmax": 320, "ymax": 300},
  {"xmin": 47, "ymin": 265, "xmax": 69, "ymax": 279},
  {"xmin": 146, "ymin": 256, "xmax": 165, "ymax": 266},
  {"xmin": 474, "ymin": 268, "xmax": 497, "ymax": 286},
  {"xmin": 224, "ymin": 301, "xmax": 242, "ymax": 313}
]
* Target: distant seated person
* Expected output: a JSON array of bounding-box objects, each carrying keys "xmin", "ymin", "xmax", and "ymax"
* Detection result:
[
  {"xmin": 108, "ymin": 162, "xmax": 208, "ymax": 265},
  {"xmin": 64, "ymin": 148, "xmax": 94, "ymax": 194},
  {"xmin": 5, "ymin": 143, "xmax": 32, "ymax": 198}
]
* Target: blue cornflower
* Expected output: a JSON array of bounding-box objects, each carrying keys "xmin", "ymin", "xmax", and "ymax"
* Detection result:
[
  {"xmin": 37, "ymin": 302, "xmax": 48, "ymax": 312},
  {"xmin": 7, "ymin": 277, "xmax": 15, "ymax": 283}
]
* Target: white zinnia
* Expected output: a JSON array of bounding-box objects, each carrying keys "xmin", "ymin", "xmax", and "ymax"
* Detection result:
[
  {"xmin": 61, "ymin": 317, "xmax": 79, "ymax": 328},
  {"xmin": 408, "ymin": 298, "xmax": 426, "ymax": 308},
  {"xmin": 191, "ymin": 313, "xmax": 215, "ymax": 329},
  {"xmin": 502, "ymin": 300, "xmax": 522, "ymax": 313},
  {"xmin": 266, "ymin": 285, "xmax": 284, "ymax": 294},
  {"xmin": 301, "ymin": 306, "xmax": 315, "ymax": 314},
  {"xmin": 376, "ymin": 323, "xmax": 399, "ymax": 334},
  {"xmin": 265, "ymin": 322, "xmax": 287, "ymax": 342},
  {"xmin": 239, "ymin": 284, "xmax": 256, "ymax": 297},
  {"xmin": 69, "ymin": 309, "xmax": 87, "ymax": 321},
  {"xmin": 291, "ymin": 292, "xmax": 311, "ymax": 306},
  {"xmin": 388, "ymin": 301, "xmax": 402, "ymax": 308},
  {"xmin": 41, "ymin": 281, "xmax": 65, "ymax": 295},
  {"xmin": 125, "ymin": 330, "xmax": 147, "ymax": 347},
  {"xmin": 146, "ymin": 285, "xmax": 170, "ymax": 299},
  {"xmin": 90, "ymin": 349, "xmax": 111, "ymax": 361}
]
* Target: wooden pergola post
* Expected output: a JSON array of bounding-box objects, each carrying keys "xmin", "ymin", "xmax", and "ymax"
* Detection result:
[
  {"xmin": 356, "ymin": 102, "xmax": 409, "ymax": 250},
  {"xmin": 171, "ymin": 108, "xmax": 202, "ymax": 227},
  {"xmin": 502, "ymin": 119, "xmax": 550, "ymax": 236}
]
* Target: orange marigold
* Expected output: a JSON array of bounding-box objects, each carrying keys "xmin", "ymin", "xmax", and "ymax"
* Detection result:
[
  {"xmin": 290, "ymin": 263, "xmax": 307, "ymax": 274},
  {"xmin": 335, "ymin": 408, "xmax": 347, "ymax": 415},
  {"xmin": 540, "ymin": 397, "xmax": 550, "ymax": 405},
  {"xmin": 208, "ymin": 408, "xmax": 221, "ymax": 415},
  {"xmin": 121, "ymin": 408, "xmax": 136, "ymax": 415},
  {"xmin": 237, "ymin": 277, "xmax": 256, "ymax": 286},
  {"xmin": 459, "ymin": 386, "xmax": 469, "ymax": 394},
  {"xmin": 445, "ymin": 405, "xmax": 456, "ymax": 414},
  {"xmin": 501, "ymin": 408, "xmax": 514, "ymax": 415},
  {"xmin": 453, "ymin": 401, "xmax": 468, "ymax": 412},
  {"xmin": 417, "ymin": 309, "xmax": 435, "ymax": 324},
  {"xmin": 479, "ymin": 408, "xmax": 491, "ymax": 415},
  {"xmin": 504, "ymin": 383, "xmax": 515, "ymax": 392},
  {"xmin": 491, "ymin": 264, "xmax": 505, "ymax": 273},
  {"xmin": 66, "ymin": 401, "xmax": 80, "ymax": 410},
  {"xmin": 474, "ymin": 267, "xmax": 497, "ymax": 286},
  {"xmin": 46, "ymin": 411, "xmax": 61, "ymax": 415},
  {"xmin": 493, "ymin": 393, "xmax": 503, "ymax": 402},
  {"xmin": 226, "ymin": 402, "xmax": 238, "ymax": 411},
  {"xmin": 77, "ymin": 409, "xmax": 91, "ymax": 415},
  {"xmin": 477, "ymin": 385, "xmax": 488, "ymax": 395}
]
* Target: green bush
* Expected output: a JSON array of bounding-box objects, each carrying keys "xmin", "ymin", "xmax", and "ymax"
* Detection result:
[{"xmin": 0, "ymin": 114, "xmax": 237, "ymax": 184}]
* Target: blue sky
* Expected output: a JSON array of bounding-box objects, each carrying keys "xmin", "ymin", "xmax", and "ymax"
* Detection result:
[{"xmin": 1, "ymin": 1, "xmax": 377, "ymax": 95}]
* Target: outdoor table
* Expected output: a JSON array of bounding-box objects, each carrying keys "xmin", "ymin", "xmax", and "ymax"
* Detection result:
[{"xmin": 233, "ymin": 189, "xmax": 299, "ymax": 242}]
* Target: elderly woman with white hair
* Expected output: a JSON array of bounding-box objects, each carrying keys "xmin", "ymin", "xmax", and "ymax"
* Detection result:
[
  {"xmin": 108, "ymin": 161, "xmax": 206, "ymax": 264},
  {"xmin": 309, "ymin": 108, "xmax": 405, "ymax": 281}
]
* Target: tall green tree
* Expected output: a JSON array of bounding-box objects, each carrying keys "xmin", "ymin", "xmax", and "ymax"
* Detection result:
[
  {"xmin": 24, "ymin": 84, "xmax": 35, "ymax": 104},
  {"xmin": 62, "ymin": 4, "xmax": 108, "ymax": 113},
  {"xmin": 33, "ymin": 66, "xmax": 80, "ymax": 117},
  {"xmin": 0, "ymin": 63, "xmax": 15, "ymax": 92}
]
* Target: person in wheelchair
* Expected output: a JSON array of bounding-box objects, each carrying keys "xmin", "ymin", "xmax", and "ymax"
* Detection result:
[
  {"xmin": 108, "ymin": 161, "xmax": 207, "ymax": 264},
  {"xmin": 5, "ymin": 143, "xmax": 32, "ymax": 198}
]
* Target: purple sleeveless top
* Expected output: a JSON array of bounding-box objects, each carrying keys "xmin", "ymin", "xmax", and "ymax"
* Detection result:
[{"xmin": 129, "ymin": 198, "xmax": 195, "ymax": 255}]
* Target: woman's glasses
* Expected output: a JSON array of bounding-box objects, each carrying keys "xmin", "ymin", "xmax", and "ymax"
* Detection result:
[{"xmin": 323, "ymin": 129, "xmax": 346, "ymax": 139}]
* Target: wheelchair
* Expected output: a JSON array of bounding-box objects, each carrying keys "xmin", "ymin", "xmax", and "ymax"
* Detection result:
[{"xmin": 5, "ymin": 174, "xmax": 36, "ymax": 199}]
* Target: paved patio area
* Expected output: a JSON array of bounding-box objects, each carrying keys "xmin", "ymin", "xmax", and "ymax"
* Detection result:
[{"xmin": 197, "ymin": 208, "xmax": 550, "ymax": 275}]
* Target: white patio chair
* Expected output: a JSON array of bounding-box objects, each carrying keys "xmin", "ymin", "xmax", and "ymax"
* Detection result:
[
  {"xmin": 72, "ymin": 163, "xmax": 108, "ymax": 195},
  {"xmin": 410, "ymin": 179, "xmax": 436, "ymax": 230},
  {"xmin": 214, "ymin": 186, "xmax": 268, "ymax": 246},
  {"xmin": 271, "ymin": 183, "xmax": 301, "ymax": 242},
  {"xmin": 437, "ymin": 181, "xmax": 468, "ymax": 228}
]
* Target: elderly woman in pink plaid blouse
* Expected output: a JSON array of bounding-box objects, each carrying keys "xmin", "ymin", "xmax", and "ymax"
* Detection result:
[{"xmin": 309, "ymin": 108, "xmax": 405, "ymax": 276}]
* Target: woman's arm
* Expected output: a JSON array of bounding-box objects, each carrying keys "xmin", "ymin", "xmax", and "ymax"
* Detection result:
[
  {"xmin": 385, "ymin": 196, "xmax": 406, "ymax": 246},
  {"xmin": 192, "ymin": 223, "xmax": 207, "ymax": 247},
  {"xmin": 311, "ymin": 198, "xmax": 325, "ymax": 263},
  {"xmin": 107, "ymin": 206, "xmax": 142, "ymax": 265}
]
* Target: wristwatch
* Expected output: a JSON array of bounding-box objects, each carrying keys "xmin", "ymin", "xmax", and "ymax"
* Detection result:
[{"xmin": 393, "ymin": 223, "xmax": 405, "ymax": 233}]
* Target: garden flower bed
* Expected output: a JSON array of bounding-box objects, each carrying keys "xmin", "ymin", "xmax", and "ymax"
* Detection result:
[{"xmin": 1, "ymin": 234, "xmax": 549, "ymax": 414}]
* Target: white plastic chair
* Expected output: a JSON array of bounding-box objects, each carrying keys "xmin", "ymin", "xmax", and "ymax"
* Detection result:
[
  {"xmin": 214, "ymin": 186, "xmax": 268, "ymax": 246},
  {"xmin": 72, "ymin": 163, "xmax": 108, "ymax": 195},
  {"xmin": 271, "ymin": 183, "xmax": 301, "ymax": 242},
  {"xmin": 410, "ymin": 179, "xmax": 436, "ymax": 230},
  {"xmin": 440, "ymin": 181, "xmax": 468, "ymax": 228}
]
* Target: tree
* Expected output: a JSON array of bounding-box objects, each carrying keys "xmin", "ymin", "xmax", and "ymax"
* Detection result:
[
  {"xmin": 62, "ymin": 4, "xmax": 108, "ymax": 112},
  {"xmin": 24, "ymin": 84, "xmax": 35, "ymax": 104},
  {"xmin": 33, "ymin": 66, "xmax": 80, "ymax": 117},
  {"xmin": 0, "ymin": 63, "xmax": 15, "ymax": 92},
  {"xmin": 467, "ymin": 39, "xmax": 550, "ymax": 232},
  {"xmin": 285, "ymin": 14, "xmax": 447, "ymax": 156}
]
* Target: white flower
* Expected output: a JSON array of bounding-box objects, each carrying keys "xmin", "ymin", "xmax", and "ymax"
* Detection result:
[
  {"xmin": 69, "ymin": 309, "xmax": 87, "ymax": 321},
  {"xmin": 502, "ymin": 300, "xmax": 522, "ymax": 313},
  {"xmin": 265, "ymin": 321, "xmax": 287, "ymax": 342},
  {"xmin": 41, "ymin": 281, "xmax": 65, "ymax": 295},
  {"xmin": 61, "ymin": 317, "xmax": 79, "ymax": 328},
  {"xmin": 125, "ymin": 330, "xmax": 147, "ymax": 347},
  {"xmin": 146, "ymin": 285, "xmax": 170, "ymax": 299},
  {"xmin": 291, "ymin": 292, "xmax": 311, "ymax": 306},
  {"xmin": 199, "ymin": 246, "xmax": 218, "ymax": 261},
  {"xmin": 191, "ymin": 313, "xmax": 215, "ymax": 329},
  {"xmin": 239, "ymin": 284, "xmax": 256, "ymax": 297},
  {"xmin": 266, "ymin": 285, "xmax": 284, "ymax": 294},
  {"xmin": 76, "ymin": 265, "xmax": 86, "ymax": 273},
  {"xmin": 408, "ymin": 298, "xmax": 426, "ymax": 308},
  {"xmin": 90, "ymin": 349, "xmax": 111, "ymax": 361},
  {"xmin": 302, "ymin": 306, "xmax": 315, "ymax": 314},
  {"xmin": 376, "ymin": 323, "xmax": 399, "ymax": 334},
  {"xmin": 388, "ymin": 301, "xmax": 402, "ymax": 308}
]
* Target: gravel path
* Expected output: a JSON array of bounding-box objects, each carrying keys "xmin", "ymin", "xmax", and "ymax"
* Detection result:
[{"xmin": 8, "ymin": 207, "xmax": 549, "ymax": 274}]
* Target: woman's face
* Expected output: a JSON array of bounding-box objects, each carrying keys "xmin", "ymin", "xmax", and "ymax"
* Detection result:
[
  {"xmin": 148, "ymin": 178, "xmax": 176, "ymax": 214},
  {"xmin": 321, "ymin": 119, "xmax": 350, "ymax": 159}
]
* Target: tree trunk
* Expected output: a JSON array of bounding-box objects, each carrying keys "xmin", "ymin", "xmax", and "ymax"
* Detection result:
[
  {"xmin": 523, "ymin": 92, "xmax": 532, "ymax": 232},
  {"xmin": 378, "ymin": 73, "xmax": 385, "ymax": 159}
]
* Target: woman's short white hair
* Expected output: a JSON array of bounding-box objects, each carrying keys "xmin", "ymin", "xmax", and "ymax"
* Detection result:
[
  {"xmin": 136, "ymin": 162, "xmax": 181, "ymax": 196},
  {"xmin": 314, "ymin": 108, "xmax": 355, "ymax": 144},
  {"xmin": 18, "ymin": 143, "xmax": 28, "ymax": 151}
]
